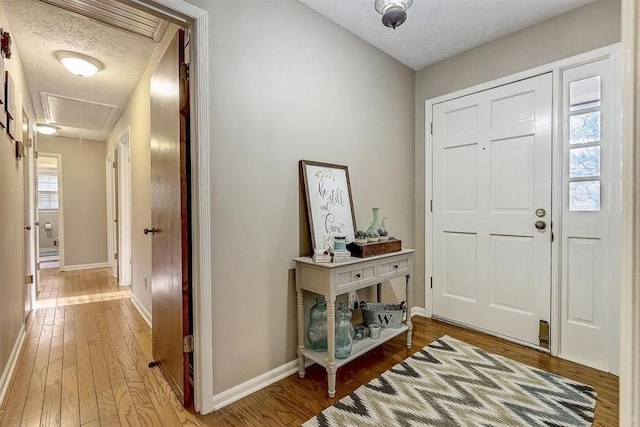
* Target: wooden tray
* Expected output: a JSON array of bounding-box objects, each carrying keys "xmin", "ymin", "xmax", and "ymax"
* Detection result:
[{"xmin": 347, "ymin": 239, "xmax": 401, "ymax": 258}]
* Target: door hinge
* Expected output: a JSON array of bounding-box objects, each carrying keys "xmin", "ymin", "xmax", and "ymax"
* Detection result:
[
  {"xmin": 26, "ymin": 275, "xmax": 34, "ymax": 284},
  {"xmin": 180, "ymin": 63, "xmax": 190, "ymax": 81},
  {"xmin": 112, "ymin": 161, "xmax": 117, "ymax": 169},
  {"xmin": 430, "ymin": 122, "xmax": 433, "ymax": 135},
  {"xmin": 430, "ymin": 277, "xmax": 433, "ymax": 289},
  {"xmin": 34, "ymin": 151, "xmax": 38, "ymax": 159},
  {"xmin": 539, "ymin": 320, "xmax": 550, "ymax": 349},
  {"xmin": 114, "ymin": 253, "xmax": 118, "ymax": 260},
  {"xmin": 183, "ymin": 334, "xmax": 194, "ymax": 353},
  {"xmin": 430, "ymin": 200, "xmax": 433, "ymax": 212}
]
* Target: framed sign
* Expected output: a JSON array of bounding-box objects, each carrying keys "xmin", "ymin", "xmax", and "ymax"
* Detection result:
[{"xmin": 300, "ymin": 160, "xmax": 356, "ymax": 251}]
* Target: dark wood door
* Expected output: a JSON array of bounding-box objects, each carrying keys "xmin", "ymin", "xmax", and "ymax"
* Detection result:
[{"xmin": 149, "ymin": 28, "xmax": 192, "ymax": 406}]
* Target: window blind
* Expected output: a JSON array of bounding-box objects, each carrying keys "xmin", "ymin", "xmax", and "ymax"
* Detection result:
[{"xmin": 37, "ymin": 168, "xmax": 59, "ymax": 210}]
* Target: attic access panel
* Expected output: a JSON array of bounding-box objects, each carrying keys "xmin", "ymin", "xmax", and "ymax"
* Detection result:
[{"xmin": 41, "ymin": 92, "xmax": 118, "ymax": 130}]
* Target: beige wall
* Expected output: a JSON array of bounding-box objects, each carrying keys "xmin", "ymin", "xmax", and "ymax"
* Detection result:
[
  {"xmin": 182, "ymin": 0, "xmax": 415, "ymax": 394},
  {"xmin": 413, "ymin": 0, "xmax": 622, "ymax": 309},
  {"xmin": 0, "ymin": 1, "xmax": 36, "ymax": 394},
  {"xmin": 106, "ymin": 24, "xmax": 178, "ymax": 314},
  {"xmin": 38, "ymin": 211, "xmax": 59, "ymax": 249},
  {"xmin": 39, "ymin": 136, "xmax": 108, "ymax": 267}
]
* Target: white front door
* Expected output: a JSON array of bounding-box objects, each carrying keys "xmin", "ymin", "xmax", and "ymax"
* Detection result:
[{"xmin": 432, "ymin": 73, "xmax": 553, "ymax": 347}]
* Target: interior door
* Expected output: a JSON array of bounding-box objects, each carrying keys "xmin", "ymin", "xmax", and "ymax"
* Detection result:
[
  {"xmin": 150, "ymin": 28, "xmax": 192, "ymax": 406},
  {"xmin": 432, "ymin": 73, "xmax": 553, "ymax": 347},
  {"xmin": 22, "ymin": 110, "xmax": 33, "ymax": 319}
]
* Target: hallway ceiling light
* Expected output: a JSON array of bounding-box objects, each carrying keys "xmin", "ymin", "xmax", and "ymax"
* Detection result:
[
  {"xmin": 55, "ymin": 51, "xmax": 104, "ymax": 77},
  {"xmin": 374, "ymin": 0, "xmax": 413, "ymax": 29},
  {"xmin": 36, "ymin": 124, "xmax": 59, "ymax": 135}
]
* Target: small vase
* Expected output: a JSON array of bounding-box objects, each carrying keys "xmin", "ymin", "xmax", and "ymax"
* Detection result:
[
  {"xmin": 307, "ymin": 296, "xmax": 328, "ymax": 351},
  {"xmin": 335, "ymin": 310, "xmax": 353, "ymax": 359},
  {"xmin": 366, "ymin": 207, "xmax": 381, "ymax": 236},
  {"xmin": 338, "ymin": 301, "xmax": 355, "ymax": 338}
]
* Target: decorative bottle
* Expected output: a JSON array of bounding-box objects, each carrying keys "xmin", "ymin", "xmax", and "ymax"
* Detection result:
[
  {"xmin": 338, "ymin": 301, "xmax": 355, "ymax": 338},
  {"xmin": 366, "ymin": 207, "xmax": 381, "ymax": 236},
  {"xmin": 335, "ymin": 310, "xmax": 353, "ymax": 359},
  {"xmin": 307, "ymin": 296, "xmax": 328, "ymax": 351}
]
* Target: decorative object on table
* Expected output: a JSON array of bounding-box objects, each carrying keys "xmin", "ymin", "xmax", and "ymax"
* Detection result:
[
  {"xmin": 366, "ymin": 207, "xmax": 381, "ymax": 236},
  {"xmin": 354, "ymin": 230, "xmax": 367, "ymax": 245},
  {"xmin": 312, "ymin": 248, "xmax": 332, "ymax": 263},
  {"xmin": 347, "ymin": 238, "xmax": 402, "ymax": 258},
  {"xmin": 366, "ymin": 230, "xmax": 378, "ymax": 242},
  {"xmin": 307, "ymin": 296, "xmax": 328, "ymax": 351},
  {"xmin": 334, "ymin": 310, "xmax": 353, "ymax": 359},
  {"xmin": 368, "ymin": 324, "xmax": 381, "ymax": 339},
  {"xmin": 332, "ymin": 249, "xmax": 351, "ymax": 263},
  {"xmin": 300, "ymin": 160, "xmax": 356, "ymax": 253},
  {"xmin": 337, "ymin": 301, "xmax": 355, "ymax": 338},
  {"xmin": 361, "ymin": 301, "xmax": 405, "ymax": 329},
  {"xmin": 354, "ymin": 325, "xmax": 365, "ymax": 340},
  {"xmin": 333, "ymin": 235, "xmax": 346, "ymax": 252},
  {"xmin": 303, "ymin": 335, "xmax": 597, "ymax": 427},
  {"xmin": 377, "ymin": 228, "xmax": 389, "ymax": 241}
]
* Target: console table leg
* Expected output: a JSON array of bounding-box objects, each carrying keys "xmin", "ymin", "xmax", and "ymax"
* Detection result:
[
  {"xmin": 296, "ymin": 282, "xmax": 306, "ymax": 378},
  {"xmin": 406, "ymin": 273, "xmax": 413, "ymax": 348},
  {"xmin": 326, "ymin": 298, "xmax": 336, "ymax": 397}
]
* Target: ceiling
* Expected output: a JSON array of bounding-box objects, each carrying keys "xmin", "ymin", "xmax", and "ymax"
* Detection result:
[
  {"xmin": 300, "ymin": 0, "xmax": 595, "ymax": 71},
  {"xmin": 4, "ymin": 0, "xmax": 164, "ymax": 141}
]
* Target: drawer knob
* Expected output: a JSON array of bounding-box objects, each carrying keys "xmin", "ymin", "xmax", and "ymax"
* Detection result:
[
  {"xmin": 394, "ymin": 265, "xmax": 399, "ymax": 269},
  {"xmin": 355, "ymin": 273, "xmax": 361, "ymax": 278}
]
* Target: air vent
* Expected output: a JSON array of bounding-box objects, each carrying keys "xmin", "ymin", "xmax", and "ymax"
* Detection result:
[{"xmin": 38, "ymin": 0, "xmax": 168, "ymax": 42}]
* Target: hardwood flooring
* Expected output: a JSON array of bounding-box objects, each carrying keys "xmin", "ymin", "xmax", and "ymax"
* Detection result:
[{"xmin": 0, "ymin": 268, "xmax": 619, "ymax": 426}]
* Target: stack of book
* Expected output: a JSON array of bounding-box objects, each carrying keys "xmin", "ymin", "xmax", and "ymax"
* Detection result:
[
  {"xmin": 313, "ymin": 249, "xmax": 332, "ymax": 263},
  {"xmin": 332, "ymin": 249, "xmax": 351, "ymax": 263}
]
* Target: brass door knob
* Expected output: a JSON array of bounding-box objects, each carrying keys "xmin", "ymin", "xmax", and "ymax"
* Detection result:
[{"xmin": 534, "ymin": 220, "xmax": 547, "ymax": 230}]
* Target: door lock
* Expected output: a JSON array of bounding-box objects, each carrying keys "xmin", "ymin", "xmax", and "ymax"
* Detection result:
[
  {"xmin": 534, "ymin": 220, "xmax": 547, "ymax": 230},
  {"xmin": 535, "ymin": 208, "xmax": 546, "ymax": 218}
]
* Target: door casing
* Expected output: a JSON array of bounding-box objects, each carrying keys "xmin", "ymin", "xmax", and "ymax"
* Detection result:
[{"xmin": 424, "ymin": 43, "xmax": 622, "ymax": 371}]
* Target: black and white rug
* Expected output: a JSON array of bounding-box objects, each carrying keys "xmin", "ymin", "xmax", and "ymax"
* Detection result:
[{"xmin": 303, "ymin": 336, "xmax": 597, "ymax": 427}]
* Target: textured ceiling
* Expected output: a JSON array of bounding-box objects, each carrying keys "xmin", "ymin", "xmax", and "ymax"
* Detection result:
[
  {"xmin": 299, "ymin": 0, "xmax": 596, "ymax": 71},
  {"xmin": 4, "ymin": 0, "xmax": 158, "ymax": 141}
]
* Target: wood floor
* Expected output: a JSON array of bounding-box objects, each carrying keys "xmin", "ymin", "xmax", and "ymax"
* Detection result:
[{"xmin": 0, "ymin": 268, "xmax": 618, "ymax": 426}]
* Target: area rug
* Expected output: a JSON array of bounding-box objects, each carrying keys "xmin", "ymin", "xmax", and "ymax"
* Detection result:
[{"xmin": 303, "ymin": 336, "xmax": 597, "ymax": 427}]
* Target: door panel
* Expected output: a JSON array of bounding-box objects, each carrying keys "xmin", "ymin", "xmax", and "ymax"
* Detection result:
[
  {"xmin": 432, "ymin": 73, "xmax": 553, "ymax": 347},
  {"xmin": 150, "ymin": 28, "xmax": 192, "ymax": 406}
]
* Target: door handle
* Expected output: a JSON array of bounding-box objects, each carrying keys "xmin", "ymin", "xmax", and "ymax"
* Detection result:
[
  {"xmin": 534, "ymin": 220, "xmax": 547, "ymax": 230},
  {"xmin": 144, "ymin": 227, "xmax": 158, "ymax": 235}
]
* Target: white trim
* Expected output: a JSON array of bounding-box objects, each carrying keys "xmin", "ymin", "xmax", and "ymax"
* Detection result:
[
  {"xmin": 424, "ymin": 44, "xmax": 620, "ymax": 361},
  {"xmin": 620, "ymin": 0, "xmax": 640, "ymax": 423},
  {"xmin": 38, "ymin": 152, "xmax": 64, "ymax": 270},
  {"xmin": 117, "ymin": 129, "xmax": 132, "ymax": 287},
  {"xmin": 0, "ymin": 325, "xmax": 26, "ymax": 407},
  {"xmin": 212, "ymin": 360, "xmax": 299, "ymax": 411},
  {"xmin": 60, "ymin": 262, "xmax": 110, "ymax": 272},
  {"xmin": 129, "ymin": 0, "xmax": 213, "ymax": 414},
  {"xmin": 131, "ymin": 294, "xmax": 152, "ymax": 327},
  {"xmin": 411, "ymin": 306, "xmax": 427, "ymax": 318}
]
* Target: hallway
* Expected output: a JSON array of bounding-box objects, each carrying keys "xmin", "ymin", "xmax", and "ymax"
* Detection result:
[{"xmin": 0, "ymin": 269, "xmax": 619, "ymax": 426}]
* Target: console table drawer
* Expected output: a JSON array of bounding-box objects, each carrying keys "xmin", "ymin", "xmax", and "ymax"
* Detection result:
[
  {"xmin": 336, "ymin": 266, "xmax": 375, "ymax": 291},
  {"xmin": 380, "ymin": 257, "xmax": 409, "ymax": 278}
]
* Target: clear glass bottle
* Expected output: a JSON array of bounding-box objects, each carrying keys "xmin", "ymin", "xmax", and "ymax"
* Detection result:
[
  {"xmin": 307, "ymin": 296, "xmax": 328, "ymax": 351},
  {"xmin": 338, "ymin": 301, "xmax": 355, "ymax": 338},
  {"xmin": 335, "ymin": 310, "xmax": 353, "ymax": 359}
]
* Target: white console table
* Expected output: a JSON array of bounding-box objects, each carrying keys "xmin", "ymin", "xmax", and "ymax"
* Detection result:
[{"xmin": 293, "ymin": 249, "xmax": 415, "ymax": 397}]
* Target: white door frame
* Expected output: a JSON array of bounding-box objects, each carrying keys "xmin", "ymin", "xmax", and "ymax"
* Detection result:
[
  {"xmin": 425, "ymin": 44, "xmax": 621, "ymax": 366},
  {"xmin": 620, "ymin": 0, "xmax": 640, "ymax": 424},
  {"xmin": 38, "ymin": 152, "xmax": 65, "ymax": 270},
  {"xmin": 117, "ymin": 129, "xmax": 132, "ymax": 287},
  {"xmin": 123, "ymin": 0, "xmax": 213, "ymax": 414},
  {"xmin": 106, "ymin": 148, "xmax": 118, "ymax": 279}
]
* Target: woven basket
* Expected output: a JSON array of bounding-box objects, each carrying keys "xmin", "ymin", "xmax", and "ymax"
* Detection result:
[{"xmin": 360, "ymin": 301, "xmax": 405, "ymax": 329}]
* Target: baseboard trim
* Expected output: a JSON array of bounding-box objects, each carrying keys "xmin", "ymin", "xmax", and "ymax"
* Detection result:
[
  {"xmin": 411, "ymin": 306, "xmax": 428, "ymax": 318},
  {"xmin": 0, "ymin": 324, "xmax": 26, "ymax": 407},
  {"xmin": 212, "ymin": 359, "xmax": 301, "ymax": 411},
  {"xmin": 60, "ymin": 262, "xmax": 109, "ymax": 272},
  {"xmin": 130, "ymin": 294, "xmax": 152, "ymax": 328}
]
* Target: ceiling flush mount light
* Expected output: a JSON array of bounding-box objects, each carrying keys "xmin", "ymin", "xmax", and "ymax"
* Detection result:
[
  {"xmin": 56, "ymin": 51, "xmax": 104, "ymax": 77},
  {"xmin": 36, "ymin": 124, "xmax": 59, "ymax": 135},
  {"xmin": 374, "ymin": 0, "xmax": 414, "ymax": 29}
]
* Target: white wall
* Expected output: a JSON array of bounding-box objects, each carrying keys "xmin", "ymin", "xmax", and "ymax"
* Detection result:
[
  {"xmin": 38, "ymin": 136, "xmax": 108, "ymax": 267},
  {"xmin": 413, "ymin": 0, "xmax": 622, "ymax": 309},
  {"xmin": 181, "ymin": 0, "xmax": 416, "ymax": 394}
]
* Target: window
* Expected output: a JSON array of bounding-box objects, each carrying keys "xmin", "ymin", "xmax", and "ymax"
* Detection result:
[
  {"xmin": 37, "ymin": 166, "xmax": 59, "ymax": 210},
  {"xmin": 568, "ymin": 76, "xmax": 602, "ymax": 211}
]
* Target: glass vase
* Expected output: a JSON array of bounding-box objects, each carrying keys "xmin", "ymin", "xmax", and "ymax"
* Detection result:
[
  {"xmin": 367, "ymin": 207, "xmax": 381, "ymax": 236},
  {"xmin": 307, "ymin": 296, "xmax": 328, "ymax": 351},
  {"xmin": 338, "ymin": 301, "xmax": 355, "ymax": 338},
  {"xmin": 335, "ymin": 310, "xmax": 353, "ymax": 359}
]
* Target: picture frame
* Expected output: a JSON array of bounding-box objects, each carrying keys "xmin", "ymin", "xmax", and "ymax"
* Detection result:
[
  {"xmin": 0, "ymin": 58, "xmax": 5, "ymax": 130},
  {"xmin": 300, "ymin": 160, "xmax": 357, "ymax": 251},
  {"xmin": 5, "ymin": 70, "xmax": 15, "ymax": 120}
]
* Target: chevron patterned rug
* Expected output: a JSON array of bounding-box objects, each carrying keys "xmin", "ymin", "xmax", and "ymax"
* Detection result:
[{"xmin": 303, "ymin": 336, "xmax": 597, "ymax": 427}]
